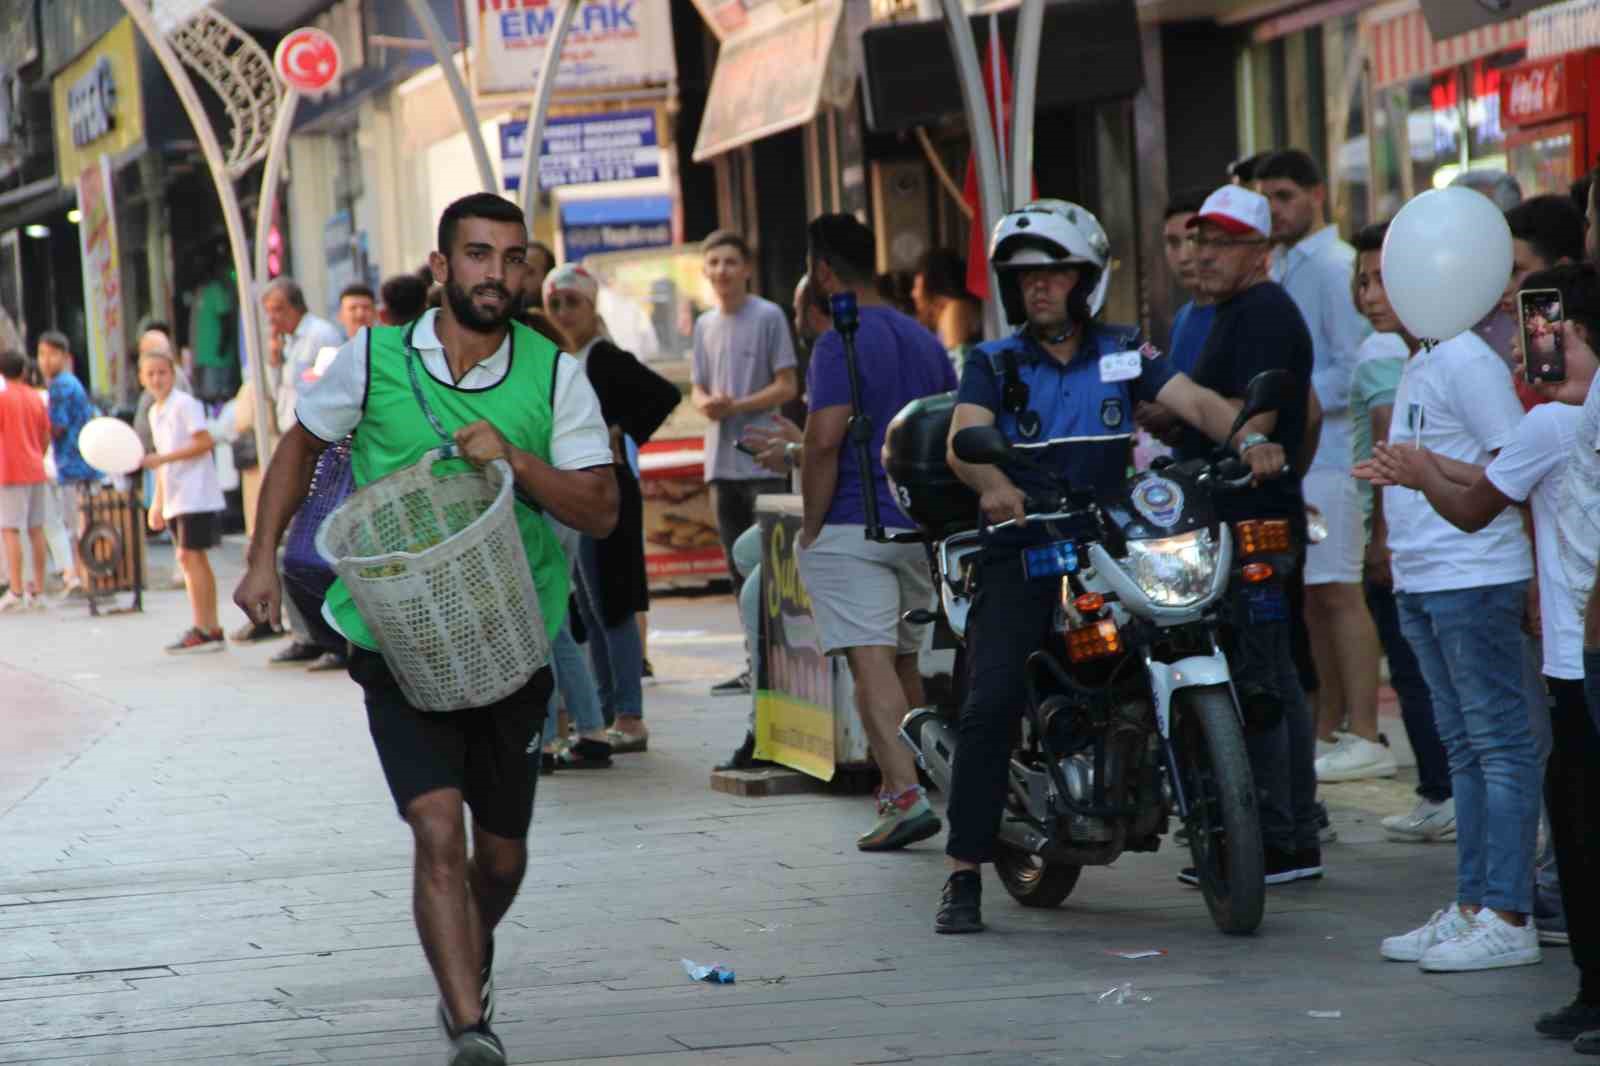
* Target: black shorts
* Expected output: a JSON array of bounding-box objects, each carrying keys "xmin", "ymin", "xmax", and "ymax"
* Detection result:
[
  {"xmin": 170, "ymin": 511, "xmax": 221, "ymax": 550},
  {"xmin": 349, "ymin": 648, "xmax": 552, "ymax": 839}
]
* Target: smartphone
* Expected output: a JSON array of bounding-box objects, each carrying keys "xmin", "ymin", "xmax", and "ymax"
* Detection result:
[{"xmin": 1519, "ymin": 287, "xmax": 1567, "ymax": 384}]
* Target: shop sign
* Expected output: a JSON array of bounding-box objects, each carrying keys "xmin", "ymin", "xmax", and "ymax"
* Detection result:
[
  {"xmin": 1503, "ymin": 57, "xmax": 1578, "ymax": 125},
  {"xmin": 755, "ymin": 508, "xmax": 836, "ymax": 780},
  {"xmin": 499, "ymin": 109, "xmax": 659, "ymax": 192},
  {"xmin": 560, "ymin": 196, "xmax": 672, "ymax": 262},
  {"xmin": 465, "ymin": 0, "xmax": 676, "ymax": 96},
  {"xmin": 76, "ymin": 154, "xmax": 128, "ymax": 405},
  {"xmin": 52, "ymin": 18, "xmax": 144, "ymax": 185}
]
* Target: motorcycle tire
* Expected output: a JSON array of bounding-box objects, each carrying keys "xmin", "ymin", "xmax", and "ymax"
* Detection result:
[
  {"xmin": 993, "ymin": 844, "xmax": 1082, "ymax": 908},
  {"xmin": 1175, "ymin": 685, "xmax": 1264, "ymax": 935}
]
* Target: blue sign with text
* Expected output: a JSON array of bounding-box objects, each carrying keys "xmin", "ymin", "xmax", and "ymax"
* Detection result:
[{"xmin": 500, "ymin": 109, "xmax": 659, "ymax": 192}]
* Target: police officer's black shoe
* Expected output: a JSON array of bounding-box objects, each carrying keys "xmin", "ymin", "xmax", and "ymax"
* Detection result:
[{"xmin": 935, "ymin": 870, "xmax": 984, "ymax": 934}]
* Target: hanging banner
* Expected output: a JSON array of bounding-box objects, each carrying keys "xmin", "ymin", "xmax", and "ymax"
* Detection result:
[
  {"xmin": 466, "ymin": 0, "xmax": 676, "ymax": 96},
  {"xmin": 76, "ymin": 154, "xmax": 127, "ymax": 404}
]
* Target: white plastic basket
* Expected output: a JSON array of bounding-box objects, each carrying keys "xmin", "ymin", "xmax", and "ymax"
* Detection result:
[{"xmin": 315, "ymin": 446, "xmax": 549, "ymax": 711}]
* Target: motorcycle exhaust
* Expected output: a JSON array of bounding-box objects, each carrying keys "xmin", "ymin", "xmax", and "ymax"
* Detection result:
[{"xmin": 900, "ymin": 707, "xmax": 956, "ymax": 794}]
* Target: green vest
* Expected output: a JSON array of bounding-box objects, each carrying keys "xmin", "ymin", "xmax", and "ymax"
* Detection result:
[{"xmin": 325, "ymin": 317, "xmax": 569, "ymax": 651}]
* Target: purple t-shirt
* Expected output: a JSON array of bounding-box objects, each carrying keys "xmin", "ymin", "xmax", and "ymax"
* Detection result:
[{"xmin": 808, "ymin": 305, "xmax": 958, "ymax": 528}]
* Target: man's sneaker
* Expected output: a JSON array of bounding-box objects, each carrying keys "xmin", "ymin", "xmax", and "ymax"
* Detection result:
[
  {"xmin": 306, "ymin": 650, "xmax": 347, "ymax": 672},
  {"xmin": 1381, "ymin": 903, "xmax": 1473, "ymax": 962},
  {"xmin": 1315, "ymin": 733, "xmax": 1347, "ymax": 760},
  {"xmin": 1418, "ymin": 909, "xmax": 1541, "ymax": 972},
  {"xmin": 1293, "ymin": 847, "xmax": 1324, "ymax": 880},
  {"xmin": 710, "ymin": 670, "xmax": 752, "ymax": 697},
  {"xmin": 447, "ymin": 1023, "xmax": 506, "ymax": 1066},
  {"xmin": 165, "ymin": 627, "xmax": 226, "ymax": 655},
  {"xmin": 935, "ymin": 870, "xmax": 983, "ymax": 933},
  {"xmin": 714, "ymin": 731, "xmax": 771, "ymax": 772},
  {"xmin": 1315, "ymin": 734, "xmax": 1398, "ymax": 783},
  {"xmin": 1536, "ymin": 999, "xmax": 1600, "ymax": 1039},
  {"xmin": 1382, "ymin": 797, "xmax": 1456, "ymax": 842},
  {"xmin": 230, "ymin": 619, "xmax": 285, "ymax": 643},
  {"xmin": 856, "ymin": 791, "xmax": 942, "ymax": 852},
  {"xmin": 269, "ymin": 640, "xmax": 322, "ymax": 665}
]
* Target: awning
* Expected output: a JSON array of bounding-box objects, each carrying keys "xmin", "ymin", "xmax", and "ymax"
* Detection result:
[
  {"xmin": 691, "ymin": 0, "xmax": 843, "ymax": 163},
  {"xmin": 1366, "ymin": 3, "xmax": 1527, "ymax": 90},
  {"xmin": 1528, "ymin": 0, "xmax": 1600, "ymax": 60}
]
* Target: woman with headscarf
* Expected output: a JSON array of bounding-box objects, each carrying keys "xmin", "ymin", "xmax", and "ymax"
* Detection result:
[{"xmin": 544, "ymin": 264, "xmax": 681, "ymax": 752}]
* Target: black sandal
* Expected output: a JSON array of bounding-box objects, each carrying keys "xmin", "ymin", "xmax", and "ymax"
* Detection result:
[{"xmin": 555, "ymin": 738, "xmax": 614, "ymax": 768}]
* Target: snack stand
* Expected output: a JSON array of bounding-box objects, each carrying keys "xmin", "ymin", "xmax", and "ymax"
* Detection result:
[{"xmin": 638, "ymin": 438, "xmax": 729, "ymax": 590}]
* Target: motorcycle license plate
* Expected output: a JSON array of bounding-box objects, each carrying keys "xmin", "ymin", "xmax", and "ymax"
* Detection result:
[
  {"xmin": 1022, "ymin": 539, "xmax": 1078, "ymax": 581},
  {"xmin": 1241, "ymin": 583, "xmax": 1288, "ymax": 624}
]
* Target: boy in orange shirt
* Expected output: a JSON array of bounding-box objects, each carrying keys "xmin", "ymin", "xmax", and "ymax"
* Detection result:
[{"xmin": 0, "ymin": 350, "xmax": 52, "ymax": 611}]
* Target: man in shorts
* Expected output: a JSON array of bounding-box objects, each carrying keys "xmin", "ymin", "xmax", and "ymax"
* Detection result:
[
  {"xmin": 235, "ymin": 193, "xmax": 616, "ymax": 1066},
  {"xmin": 796, "ymin": 214, "xmax": 958, "ymax": 850},
  {"xmin": 0, "ymin": 350, "xmax": 51, "ymax": 610}
]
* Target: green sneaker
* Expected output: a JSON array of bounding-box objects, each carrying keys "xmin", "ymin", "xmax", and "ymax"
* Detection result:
[{"xmin": 856, "ymin": 794, "xmax": 942, "ymax": 852}]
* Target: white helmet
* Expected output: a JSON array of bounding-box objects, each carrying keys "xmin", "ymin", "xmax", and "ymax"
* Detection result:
[{"xmin": 989, "ymin": 199, "xmax": 1112, "ymax": 325}]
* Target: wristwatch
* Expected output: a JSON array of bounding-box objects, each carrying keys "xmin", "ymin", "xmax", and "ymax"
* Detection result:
[{"xmin": 1237, "ymin": 432, "xmax": 1270, "ymax": 454}]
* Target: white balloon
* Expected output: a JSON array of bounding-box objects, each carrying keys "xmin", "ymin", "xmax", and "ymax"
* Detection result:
[
  {"xmin": 1380, "ymin": 186, "xmax": 1513, "ymax": 342},
  {"xmin": 78, "ymin": 416, "xmax": 145, "ymax": 475}
]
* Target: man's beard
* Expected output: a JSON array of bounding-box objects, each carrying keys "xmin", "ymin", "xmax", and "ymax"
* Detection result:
[{"xmin": 446, "ymin": 274, "xmax": 514, "ymax": 333}]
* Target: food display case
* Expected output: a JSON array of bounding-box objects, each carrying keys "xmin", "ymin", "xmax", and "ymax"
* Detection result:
[
  {"xmin": 1501, "ymin": 52, "xmax": 1600, "ymax": 197},
  {"xmin": 638, "ymin": 438, "xmax": 729, "ymax": 590}
]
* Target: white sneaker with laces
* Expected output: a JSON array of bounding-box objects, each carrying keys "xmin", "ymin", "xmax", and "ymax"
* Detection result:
[
  {"xmin": 1315, "ymin": 732, "xmax": 1347, "ymax": 760},
  {"xmin": 1382, "ymin": 797, "xmax": 1456, "ymax": 842},
  {"xmin": 1418, "ymin": 909, "xmax": 1541, "ymax": 972},
  {"xmin": 1316, "ymin": 735, "xmax": 1398, "ymax": 783},
  {"xmin": 0, "ymin": 590, "xmax": 25, "ymax": 613},
  {"xmin": 1381, "ymin": 903, "xmax": 1473, "ymax": 962}
]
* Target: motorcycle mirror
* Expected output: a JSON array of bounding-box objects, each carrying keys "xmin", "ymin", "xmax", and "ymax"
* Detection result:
[
  {"xmin": 952, "ymin": 425, "xmax": 1013, "ymax": 465},
  {"xmin": 1226, "ymin": 369, "xmax": 1296, "ymax": 440}
]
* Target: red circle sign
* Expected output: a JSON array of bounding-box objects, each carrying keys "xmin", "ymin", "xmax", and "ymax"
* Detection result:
[{"xmin": 274, "ymin": 28, "xmax": 341, "ymax": 95}]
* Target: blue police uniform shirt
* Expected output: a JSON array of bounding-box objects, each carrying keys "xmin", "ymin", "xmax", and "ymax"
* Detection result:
[{"xmin": 957, "ymin": 323, "xmax": 1178, "ymax": 500}]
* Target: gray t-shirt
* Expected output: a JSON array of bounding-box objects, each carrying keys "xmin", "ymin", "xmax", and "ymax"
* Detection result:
[{"xmin": 691, "ymin": 296, "xmax": 797, "ymax": 481}]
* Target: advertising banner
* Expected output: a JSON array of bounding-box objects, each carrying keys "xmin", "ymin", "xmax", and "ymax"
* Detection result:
[
  {"xmin": 500, "ymin": 110, "xmax": 660, "ymax": 192},
  {"xmin": 76, "ymin": 154, "xmax": 126, "ymax": 404},
  {"xmin": 755, "ymin": 507, "xmax": 836, "ymax": 780},
  {"xmin": 466, "ymin": 0, "xmax": 675, "ymax": 95}
]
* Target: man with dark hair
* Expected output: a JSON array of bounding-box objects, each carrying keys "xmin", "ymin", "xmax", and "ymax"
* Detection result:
[
  {"xmin": 1504, "ymin": 195, "xmax": 1586, "ymax": 314},
  {"xmin": 1228, "ymin": 150, "xmax": 1275, "ymax": 186},
  {"xmin": 1255, "ymin": 148, "xmax": 1388, "ymax": 785},
  {"xmin": 691, "ymin": 228, "xmax": 798, "ymax": 697},
  {"xmin": 911, "ymin": 248, "xmax": 979, "ymax": 365},
  {"xmin": 36, "ymin": 331, "xmax": 93, "ymax": 594},
  {"xmin": 381, "ymin": 271, "xmax": 430, "ymax": 325},
  {"xmin": 0, "ymin": 348, "xmax": 51, "ymax": 610},
  {"xmin": 337, "ymin": 283, "xmax": 377, "ymax": 339},
  {"xmin": 1162, "ymin": 186, "xmax": 1216, "ymax": 373},
  {"xmin": 237, "ymin": 191, "xmax": 617, "ymax": 1066},
  {"xmin": 797, "ymin": 213, "xmax": 957, "ymax": 850},
  {"xmin": 189, "ymin": 251, "xmax": 239, "ymax": 403}
]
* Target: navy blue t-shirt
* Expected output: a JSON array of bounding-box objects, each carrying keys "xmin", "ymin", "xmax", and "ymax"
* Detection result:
[{"xmin": 958, "ymin": 324, "xmax": 1176, "ymax": 500}]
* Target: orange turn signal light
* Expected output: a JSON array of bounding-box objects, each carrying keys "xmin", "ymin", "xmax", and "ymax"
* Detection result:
[
  {"xmin": 1234, "ymin": 518, "xmax": 1291, "ymax": 556},
  {"xmin": 1241, "ymin": 562, "xmax": 1275, "ymax": 584},
  {"xmin": 1066, "ymin": 619, "xmax": 1122, "ymax": 663},
  {"xmin": 1073, "ymin": 592, "xmax": 1106, "ymax": 614}
]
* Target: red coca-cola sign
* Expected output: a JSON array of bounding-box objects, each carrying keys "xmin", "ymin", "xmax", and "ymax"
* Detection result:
[
  {"xmin": 274, "ymin": 28, "xmax": 342, "ymax": 96},
  {"xmin": 1502, "ymin": 57, "xmax": 1576, "ymax": 127}
]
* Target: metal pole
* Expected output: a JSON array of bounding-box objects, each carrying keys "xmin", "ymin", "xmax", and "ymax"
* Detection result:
[
  {"xmin": 989, "ymin": 13, "xmax": 1006, "ymax": 197},
  {"xmin": 938, "ymin": 0, "xmax": 1006, "ymax": 340},
  {"xmin": 253, "ymin": 88, "xmax": 298, "ymax": 455},
  {"xmin": 404, "ymin": 0, "xmax": 496, "ymax": 193},
  {"xmin": 1010, "ymin": 0, "xmax": 1043, "ymax": 209},
  {"xmin": 519, "ymin": 0, "xmax": 580, "ymax": 222},
  {"xmin": 118, "ymin": 0, "xmax": 274, "ymax": 474}
]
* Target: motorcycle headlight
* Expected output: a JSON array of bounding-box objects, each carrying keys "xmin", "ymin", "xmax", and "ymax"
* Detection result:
[{"xmin": 1123, "ymin": 529, "xmax": 1219, "ymax": 608}]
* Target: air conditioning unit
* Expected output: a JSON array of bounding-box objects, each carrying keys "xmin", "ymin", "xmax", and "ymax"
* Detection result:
[{"xmin": 871, "ymin": 159, "xmax": 932, "ymax": 274}]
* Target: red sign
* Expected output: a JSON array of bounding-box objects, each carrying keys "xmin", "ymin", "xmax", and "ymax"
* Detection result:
[
  {"xmin": 274, "ymin": 28, "xmax": 342, "ymax": 95},
  {"xmin": 1502, "ymin": 57, "xmax": 1578, "ymax": 127}
]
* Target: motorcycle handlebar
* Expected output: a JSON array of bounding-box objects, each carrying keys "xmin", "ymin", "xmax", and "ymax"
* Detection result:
[{"xmin": 982, "ymin": 507, "xmax": 1088, "ymax": 535}]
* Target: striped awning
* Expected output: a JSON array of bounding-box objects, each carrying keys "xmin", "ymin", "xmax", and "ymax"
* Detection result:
[
  {"xmin": 1529, "ymin": 0, "xmax": 1600, "ymax": 60},
  {"xmin": 1367, "ymin": 5, "xmax": 1527, "ymax": 90}
]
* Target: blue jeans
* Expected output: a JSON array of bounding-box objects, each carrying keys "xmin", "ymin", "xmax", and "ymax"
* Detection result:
[
  {"xmin": 1397, "ymin": 582, "xmax": 1541, "ymax": 914},
  {"xmin": 542, "ymin": 619, "xmax": 606, "ymax": 748},
  {"xmin": 574, "ymin": 535, "xmax": 644, "ymax": 722},
  {"xmin": 1365, "ymin": 580, "xmax": 1450, "ymax": 802}
]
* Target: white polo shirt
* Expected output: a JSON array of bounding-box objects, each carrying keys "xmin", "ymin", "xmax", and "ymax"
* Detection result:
[{"xmin": 150, "ymin": 390, "xmax": 224, "ymax": 520}]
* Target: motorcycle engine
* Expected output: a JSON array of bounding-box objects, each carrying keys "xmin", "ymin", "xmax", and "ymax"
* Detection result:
[{"xmin": 1059, "ymin": 754, "xmax": 1116, "ymax": 842}]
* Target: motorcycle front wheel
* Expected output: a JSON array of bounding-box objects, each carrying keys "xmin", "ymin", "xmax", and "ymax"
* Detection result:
[
  {"xmin": 993, "ymin": 844, "xmax": 1082, "ymax": 908},
  {"xmin": 1174, "ymin": 685, "xmax": 1264, "ymax": 935}
]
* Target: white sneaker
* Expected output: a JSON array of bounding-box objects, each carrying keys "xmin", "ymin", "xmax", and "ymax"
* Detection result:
[
  {"xmin": 0, "ymin": 591, "xmax": 25, "ymax": 613},
  {"xmin": 1315, "ymin": 735, "xmax": 1398, "ymax": 783},
  {"xmin": 1315, "ymin": 732, "xmax": 1347, "ymax": 760},
  {"xmin": 1381, "ymin": 903, "xmax": 1474, "ymax": 962},
  {"xmin": 1418, "ymin": 909, "xmax": 1541, "ymax": 972},
  {"xmin": 1382, "ymin": 797, "xmax": 1456, "ymax": 842},
  {"xmin": 25, "ymin": 592, "xmax": 45, "ymax": 611}
]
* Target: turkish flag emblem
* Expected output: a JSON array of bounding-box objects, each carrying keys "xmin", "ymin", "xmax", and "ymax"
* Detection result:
[{"xmin": 274, "ymin": 28, "xmax": 342, "ymax": 95}]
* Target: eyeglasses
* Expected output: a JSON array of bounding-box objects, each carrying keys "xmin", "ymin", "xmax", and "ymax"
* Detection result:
[{"xmin": 1192, "ymin": 236, "xmax": 1267, "ymax": 250}]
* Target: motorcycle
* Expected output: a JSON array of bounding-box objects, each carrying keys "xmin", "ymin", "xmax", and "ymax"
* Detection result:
[{"xmin": 885, "ymin": 370, "xmax": 1296, "ymax": 936}]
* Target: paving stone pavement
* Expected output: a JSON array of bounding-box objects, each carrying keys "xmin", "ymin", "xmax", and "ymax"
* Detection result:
[{"xmin": 0, "ymin": 539, "xmax": 1582, "ymax": 1065}]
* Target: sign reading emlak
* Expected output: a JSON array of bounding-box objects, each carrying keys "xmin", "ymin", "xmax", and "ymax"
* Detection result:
[{"xmin": 468, "ymin": 0, "xmax": 675, "ymax": 95}]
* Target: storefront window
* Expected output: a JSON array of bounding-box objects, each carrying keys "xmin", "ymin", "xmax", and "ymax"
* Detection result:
[{"xmin": 1466, "ymin": 50, "xmax": 1524, "ymax": 178}]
